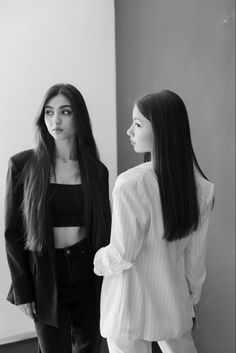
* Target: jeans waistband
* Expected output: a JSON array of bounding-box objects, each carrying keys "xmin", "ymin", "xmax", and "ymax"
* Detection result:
[
  {"xmin": 55, "ymin": 237, "xmax": 90, "ymax": 255},
  {"xmin": 54, "ymin": 237, "xmax": 94, "ymax": 285}
]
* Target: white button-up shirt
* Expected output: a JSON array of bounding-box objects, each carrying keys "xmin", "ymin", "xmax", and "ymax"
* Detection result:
[{"xmin": 94, "ymin": 162, "xmax": 214, "ymax": 341}]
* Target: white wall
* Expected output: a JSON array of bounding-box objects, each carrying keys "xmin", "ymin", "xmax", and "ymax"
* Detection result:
[{"xmin": 0, "ymin": 0, "xmax": 116, "ymax": 343}]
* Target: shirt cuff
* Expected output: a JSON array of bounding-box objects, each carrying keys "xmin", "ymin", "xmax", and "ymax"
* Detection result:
[{"xmin": 94, "ymin": 244, "xmax": 133, "ymax": 276}]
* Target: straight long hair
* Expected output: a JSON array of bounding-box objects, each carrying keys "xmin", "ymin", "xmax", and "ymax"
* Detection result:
[
  {"xmin": 22, "ymin": 84, "xmax": 110, "ymax": 252},
  {"xmin": 136, "ymin": 90, "xmax": 210, "ymax": 241}
]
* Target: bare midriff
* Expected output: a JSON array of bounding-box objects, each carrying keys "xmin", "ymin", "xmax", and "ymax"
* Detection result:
[{"xmin": 53, "ymin": 226, "xmax": 86, "ymax": 248}]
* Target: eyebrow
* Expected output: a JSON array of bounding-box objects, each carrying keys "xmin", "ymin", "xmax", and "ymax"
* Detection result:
[
  {"xmin": 45, "ymin": 104, "xmax": 72, "ymax": 109},
  {"xmin": 133, "ymin": 117, "xmax": 142, "ymax": 121}
]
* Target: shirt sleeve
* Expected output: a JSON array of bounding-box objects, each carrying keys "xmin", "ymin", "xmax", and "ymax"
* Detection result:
[
  {"xmin": 184, "ymin": 183, "xmax": 214, "ymax": 305},
  {"xmin": 94, "ymin": 177, "xmax": 149, "ymax": 276}
]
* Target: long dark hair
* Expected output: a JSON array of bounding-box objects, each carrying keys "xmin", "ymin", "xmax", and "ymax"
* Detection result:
[
  {"xmin": 136, "ymin": 90, "xmax": 210, "ymax": 241},
  {"xmin": 22, "ymin": 83, "xmax": 110, "ymax": 252}
]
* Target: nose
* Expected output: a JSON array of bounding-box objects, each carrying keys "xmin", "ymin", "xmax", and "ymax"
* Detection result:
[
  {"xmin": 52, "ymin": 112, "xmax": 61, "ymax": 125},
  {"xmin": 127, "ymin": 125, "xmax": 133, "ymax": 136}
]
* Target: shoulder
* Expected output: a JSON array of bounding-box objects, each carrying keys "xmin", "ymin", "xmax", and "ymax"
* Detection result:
[
  {"xmin": 195, "ymin": 172, "xmax": 215, "ymax": 213},
  {"xmin": 98, "ymin": 160, "xmax": 109, "ymax": 174},
  {"xmin": 8, "ymin": 149, "xmax": 34, "ymax": 176},
  {"xmin": 115, "ymin": 162, "xmax": 155, "ymax": 191},
  {"xmin": 9, "ymin": 149, "xmax": 34, "ymax": 170},
  {"xmin": 96, "ymin": 160, "xmax": 109, "ymax": 179}
]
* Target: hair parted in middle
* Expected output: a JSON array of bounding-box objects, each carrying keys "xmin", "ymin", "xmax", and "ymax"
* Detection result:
[{"xmin": 22, "ymin": 83, "xmax": 110, "ymax": 252}]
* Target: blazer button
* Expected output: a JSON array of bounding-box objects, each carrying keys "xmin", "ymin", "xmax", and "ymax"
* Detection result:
[{"xmin": 66, "ymin": 249, "xmax": 71, "ymax": 255}]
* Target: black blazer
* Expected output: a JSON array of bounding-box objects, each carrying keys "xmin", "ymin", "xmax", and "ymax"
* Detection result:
[{"xmin": 4, "ymin": 149, "xmax": 111, "ymax": 327}]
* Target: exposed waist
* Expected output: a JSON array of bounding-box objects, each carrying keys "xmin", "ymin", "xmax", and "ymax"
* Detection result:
[{"xmin": 53, "ymin": 226, "xmax": 86, "ymax": 249}]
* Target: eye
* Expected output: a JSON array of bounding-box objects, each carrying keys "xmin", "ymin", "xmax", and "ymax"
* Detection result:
[
  {"xmin": 135, "ymin": 123, "xmax": 141, "ymax": 127},
  {"xmin": 62, "ymin": 109, "xmax": 72, "ymax": 116},
  {"xmin": 45, "ymin": 109, "xmax": 53, "ymax": 116}
]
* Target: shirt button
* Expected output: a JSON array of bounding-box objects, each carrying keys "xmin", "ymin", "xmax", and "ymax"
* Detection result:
[{"xmin": 66, "ymin": 249, "xmax": 71, "ymax": 255}]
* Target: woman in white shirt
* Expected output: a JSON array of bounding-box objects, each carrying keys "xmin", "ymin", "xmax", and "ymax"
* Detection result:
[{"xmin": 94, "ymin": 90, "xmax": 214, "ymax": 353}]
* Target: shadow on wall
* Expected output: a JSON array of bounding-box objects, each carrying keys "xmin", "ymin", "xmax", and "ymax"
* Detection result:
[
  {"xmin": 0, "ymin": 338, "xmax": 162, "ymax": 352},
  {"xmin": 0, "ymin": 338, "xmax": 38, "ymax": 353}
]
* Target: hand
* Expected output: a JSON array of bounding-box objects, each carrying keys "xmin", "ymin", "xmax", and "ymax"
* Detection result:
[
  {"xmin": 192, "ymin": 304, "xmax": 199, "ymax": 339},
  {"xmin": 18, "ymin": 302, "xmax": 36, "ymax": 320}
]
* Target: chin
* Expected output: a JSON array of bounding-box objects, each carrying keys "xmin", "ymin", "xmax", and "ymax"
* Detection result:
[{"xmin": 133, "ymin": 147, "xmax": 143, "ymax": 153}]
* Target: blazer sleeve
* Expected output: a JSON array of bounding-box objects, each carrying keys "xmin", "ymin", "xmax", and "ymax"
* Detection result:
[
  {"xmin": 4, "ymin": 157, "xmax": 35, "ymax": 305},
  {"xmin": 99, "ymin": 164, "xmax": 111, "ymax": 247},
  {"xmin": 94, "ymin": 177, "xmax": 149, "ymax": 276},
  {"xmin": 184, "ymin": 183, "xmax": 214, "ymax": 305}
]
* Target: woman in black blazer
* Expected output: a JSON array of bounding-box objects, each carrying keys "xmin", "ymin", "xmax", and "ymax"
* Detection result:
[{"xmin": 4, "ymin": 84, "xmax": 111, "ymax": 353}]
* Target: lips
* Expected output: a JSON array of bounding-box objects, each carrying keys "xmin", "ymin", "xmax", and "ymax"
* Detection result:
[{"xmin": 53, "ymin": 128, "xmax": 63, "ymax": 132}]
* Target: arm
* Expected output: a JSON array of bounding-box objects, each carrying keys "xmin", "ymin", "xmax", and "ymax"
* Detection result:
[
  {"xmin": 184, "ymin": 184, "xmax": 214, "ymax": 305},
  {"xmin": 94, "ymin": 177, "xmax": 149, "ymax": 276},
  {"xmin": 4, "ymin": 158, "xmax": 35, "ymax": 305},
  {"xmin": 99, "ymin": 164, "xmax": 112, "ymax": 247}
]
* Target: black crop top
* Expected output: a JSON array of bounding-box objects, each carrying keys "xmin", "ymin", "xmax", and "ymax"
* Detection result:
[{"xmin": 49, "ymin": 184, "xmax": 84, "ymax": 227}]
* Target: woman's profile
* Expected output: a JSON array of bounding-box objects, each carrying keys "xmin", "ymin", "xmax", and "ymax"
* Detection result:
[
  {"xmin": 94, "ymin": 90, "xmax": 214, "ymax": 353},
  {"xmin": 4, "ymin": 83, "xmax": 111, "ymax": 353}
]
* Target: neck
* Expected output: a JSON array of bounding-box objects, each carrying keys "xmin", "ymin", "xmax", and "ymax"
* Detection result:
[{"xmin": 54, "ymin": 137, "xmax": 77, "ymax": 161}]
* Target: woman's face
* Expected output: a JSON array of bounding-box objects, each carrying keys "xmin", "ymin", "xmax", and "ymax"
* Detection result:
[
  {"xmin": 44, "ymin": 94, "xmax": 76, "ymax": 141},
  {"xmin": 127, "ymin": 105, "xmax": 153, "ymax": 154}
]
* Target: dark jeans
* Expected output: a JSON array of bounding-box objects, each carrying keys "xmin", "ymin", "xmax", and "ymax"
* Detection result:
[{"xmin": 35, "ymin": 238, "xmax": 101, "ymax": 353}]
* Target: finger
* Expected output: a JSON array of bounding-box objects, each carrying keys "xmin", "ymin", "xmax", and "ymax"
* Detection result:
[
  {"xmin": 192, "ymin": 319, "xmax": 197, "ymax": 339},
  {"xmin": 27, "ymin": 305, "xmax": 35, "ymax": 319},
  {"xmin": 22, "ymin": 304, "xmax": 34, "ymax": 319},
  {"xmin": 19, "ymin": 305, "xmax": 27, "ymax": 315},
  {"xmin": 31, "ymin": 302, "xmax": 37, "ymax": 315}
]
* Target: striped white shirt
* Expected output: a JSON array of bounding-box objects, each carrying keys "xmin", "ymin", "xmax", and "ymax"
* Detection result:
[{"xmin": 94, "ymin": 162, "xmax": 214, "ymax": 341}]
